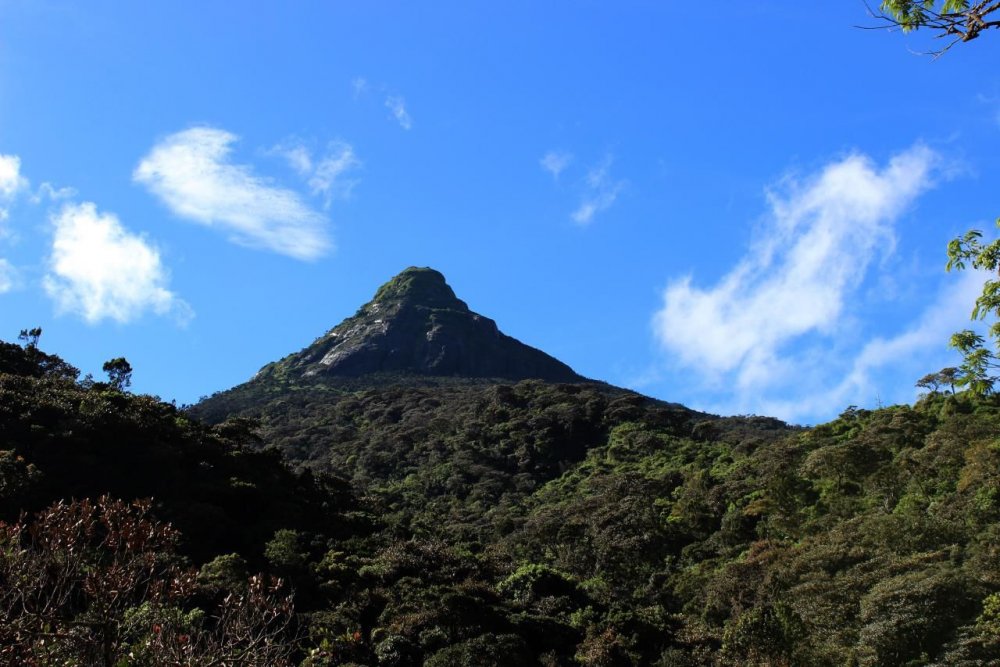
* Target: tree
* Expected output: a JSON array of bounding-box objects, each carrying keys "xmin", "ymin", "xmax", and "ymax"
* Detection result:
[
  {"xmin": 938, "ymin": 366, "xmax": 960, "ymax": 393},
  {"xmin": 949, "ymin": 330, "xmax": 998, "ymax": 394},
  {"xmin": 916, "ymin": 367, "xmax": 960, "ymax": 394},
  {"xmin": 0, "ymin": 496, "xmax": 296, "ymax": 666},
  {"xmin": 857, "ymin": 566, "xmax": 976, "ymax": 666},
  {"xmin": 870, "ymin": 1, "xmax": 1000, "ymax": 55},
  {"xmin": 1, "ymin": 335, "xmax": 79, "ymax": 381},
  {"xmin": 943, "ymin": 223, "xmax": 1000, "ymax": 395},
  {"xmin": 916, "ymin": 372, "xmax": 942, "ymax": 394},
  {"xmin": 102, "ymin": 356, "xmax": 133, "ymax": 391},
  {"xmin": 17, "ymin": 327, "xmax": 41, "ymax": 349}
]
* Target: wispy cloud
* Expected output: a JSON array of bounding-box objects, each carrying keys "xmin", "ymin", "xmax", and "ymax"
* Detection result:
[
  {"xmin": 351, "ymin": 77, "xmax": 369, "ymax": 99},
  {"xmin": 540, "ymin": 151, "xmax": 572, "ymax": 179},
  {"xmin": 352, "ymin": 77, "xmax": 413, "ymax": 130},
  {"xmin": 0, "ymin": 259, "xmax": 16, "ymax": 294},
  {"xmin": 271, "ymin": 143, "xmax": 313, "ymax": 175},
  {"xmin": 385, "ymin": 96, "xmax": 412, "ymax": 130},
  {"xmin": 822, "ymin": 270, "xmax": 983, "ymax": 412},
  {"xmin": 746, "ymin": 270, "xmax": 986, "ymax": 421},
  {"xmin": 976, "ymin": 92, "xmax": 1000, "ymax": 128},
  {"xmin": 31, "ymin": 182, "xmax": 77, "ymax": 203},
  {"xmin": 0, "ymin": 155, "xmax": 27, "ymax": 198},
  {"xmin": 43, "ymin": 202, "xmax": 189, "ymax": 324},
  {"xmin": 652, "ymin": 145, "xmax": 940, "ymax": 421},
  {"xmin": 311, "ymin": 144, "xmax": 360, "ymax": 204},
  {"xmin": 572, "ymin": 157, "xmax": 625, "ymax": 225},
  {"xmin": 0, "ymin": 155, "xmax": 27, "ymax": 279},
  {"xmin": 269, "ymin": 140, "xmax": 360, "ymax": 208},
  {"xmin": 134, "ymin": 127, "xmax": 331, "ymax": 260},
  {"xmin": 0, "ymin": 154, "xmax": 29, "ymax": 221}
]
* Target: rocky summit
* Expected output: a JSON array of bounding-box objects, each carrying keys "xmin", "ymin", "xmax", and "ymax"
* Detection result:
[{"xmin": 254, "ymin": 267, "xmax": 584, "ymax": 383}]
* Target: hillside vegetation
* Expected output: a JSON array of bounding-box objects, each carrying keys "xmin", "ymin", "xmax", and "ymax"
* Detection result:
[{"xmin": 4, "ymin": 336, "xmax": 1000, "ymax": 664}]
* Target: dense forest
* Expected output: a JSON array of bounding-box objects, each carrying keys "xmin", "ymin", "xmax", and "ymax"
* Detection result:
[
  {"xmin": 4, "ymin": 331, "xmax": 1000, "ymax": 665},
  {"xmin": 2, "ymin": 0, "xmax": 998, "ymax": 664}
]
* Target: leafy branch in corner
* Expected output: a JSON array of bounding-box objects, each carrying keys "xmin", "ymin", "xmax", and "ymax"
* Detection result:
[{"xmin": 862, "ymin": 0, "xmax": 1000, "ymax": 56}]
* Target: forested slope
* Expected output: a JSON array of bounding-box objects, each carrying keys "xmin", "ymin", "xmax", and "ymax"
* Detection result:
[
  {"xmin": 4, "ymin": 335, "xmax": 1000, "ymax": 664},
  {"xmin": 196, "ymin": 356, "xmax": 1000, "ymax": 664}
]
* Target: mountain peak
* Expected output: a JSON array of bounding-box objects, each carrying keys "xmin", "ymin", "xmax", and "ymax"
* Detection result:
[
  {"xmin": 371, "ymin": 267, "xmax": 467, "ymax": 310},
  {"xmin": 255, "ymin": 267, "xmax": 584, "ymax": 384}
]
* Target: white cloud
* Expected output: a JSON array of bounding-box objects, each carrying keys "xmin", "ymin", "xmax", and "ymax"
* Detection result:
[
  {"xmin": 572, "ymin": 157, "xmax": 624, "ymax": 225},
  {"xmin": 311, "ymin": 144, "xmax": 360, "ymax": 204},
  {"xmin": 752, "ymin": 270, "xmax": 986, "ymax": 421},
  {"xmin": 652, "ymin": 145, "xmax": 939, "ymax": 420},
  {"xmin": 31, "ymin": 182, "xmax": 77, "ymax": 204},
  {"xmin": 0, "ymin": 154, "xmax": 29, "ymax": 221},
  {"xmin": 134, "ymin": 127, "xmax": 331, "ymax": 260},
  {"xmin": 385, "ymin": 96, "xmax": 412, "ymax": 130},
  {"xmin": 43, "ymin": 202, "xmax": 189, "ymax": 324},
  {"xmin": 835, "ymin": 271, "xmax": 984, "ymax": 398},
  {"xmin": 0, "ymin": 259, "xmax": 17, "ymax": 294},
  {"xmin": 353, "ymin": 79, "xmax": 412, "ymax": 129},
  {"xmin": 0, "ymin": 154, "xmax": 28, "ymax": 200},
  {"xmin": 269, "ymin": 140, "xmax": 360, "ymax": 208},
  {"xmin": 540, "ymin": 151, "xmax": 572, "ymax": 179},
  {"xmin": 272, "ymin": 143, "xmax": 314, "ymax": 175}
]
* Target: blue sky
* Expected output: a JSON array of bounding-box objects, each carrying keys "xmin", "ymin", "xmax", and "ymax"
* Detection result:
[{"xmin": 1, "ymin": 1, "xmax": 998, "ymax": 423}]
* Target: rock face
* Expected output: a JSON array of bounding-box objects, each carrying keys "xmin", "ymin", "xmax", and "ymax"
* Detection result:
[{"xmin": 256, "ymin": 267, "xmax": 584, "ymax": 383}]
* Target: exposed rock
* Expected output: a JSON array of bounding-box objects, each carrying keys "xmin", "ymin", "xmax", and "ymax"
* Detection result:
[{"xmin": 255, "ymin": 267, "xmax": 584, "ymax": 383}]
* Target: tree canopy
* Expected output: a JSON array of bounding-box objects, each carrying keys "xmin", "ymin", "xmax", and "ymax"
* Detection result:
[
  {"xmin": 6, "ymin": 327, "xmax": 1000, "ymax": 663},
  {"xmin": 102, "ymin": 356, "xmax": 133, "ymax": 391}
]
